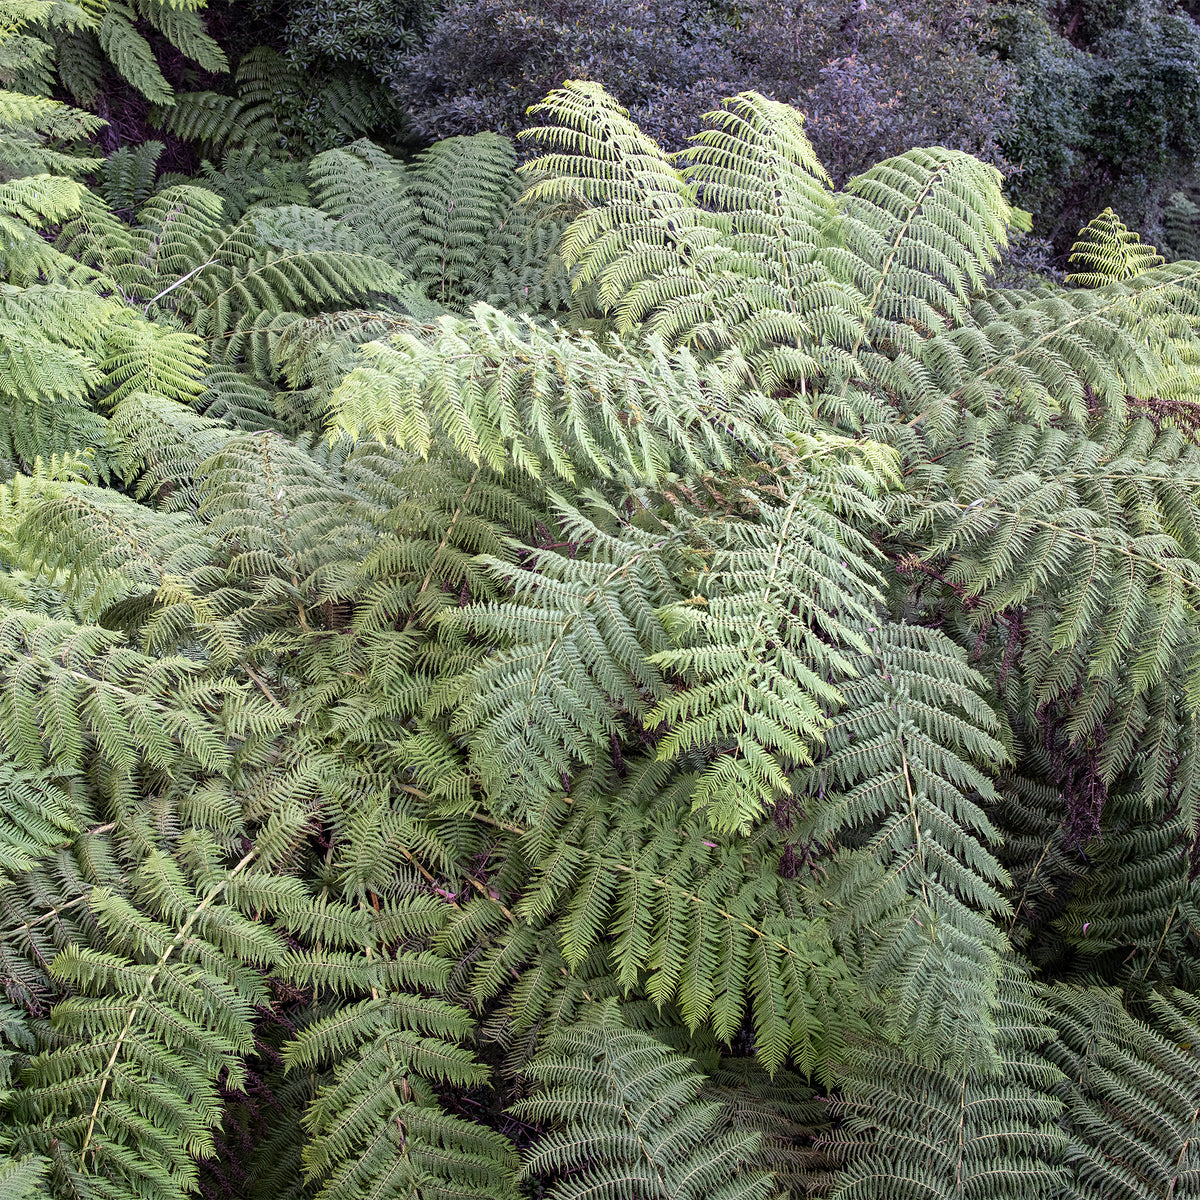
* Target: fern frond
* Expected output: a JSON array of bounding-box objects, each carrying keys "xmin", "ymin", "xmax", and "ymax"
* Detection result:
[
  {"xmin": 196, "ymin": 367, "xmax": 283, "ymax": 431},
  {"xmin": 827, "ymin": 966, "xmax": 1067, "ymax": 1200},
  {"xmin": 1163, "ymin": 188, "xmax": 1200, "ymax": 262},
  {"xmin": 800, "ymin": 620, "xmax": 1013, "ymax": 1069},
  {"xmin": 132, "ymin": 0, "xmax": 226, "ymax": 74},
  {"xmin": 446, "ymin": 500, "xmax": 678, "ymax": 820},
  {"xmin": 648, "ymin": 485, "xmax": 883, "ymax": 832},
  {"xmin": 189, "ymin": 205, "xmax": 408, "ymax": 357},
  {"xmin": 1067, "ymin": 208, "xmax": 1165, "ymax": 287},
  {"xmin": 516, "ymin": 1004, "xmax": 774, "ymax": 1200},
  {"xmin": 108, "ymin": 390, "xmax": 235, "ymax": 508},
  {"xmin": 11, "ymin": 479, "xmax": 214, "ymax": 620},
  {"xmin": 10, "ymin": 836, "xmax": 299, "ymax": 1200},
  {"xmin": 282, "ymin": 905, "xmax": 519, "ymax": 1200},
  {"xmin": 409, "ymin": 132, "xmax": 522, "ymax": 306},
  {"xmin": 329, "ymin": 306, "xmax": 814, "ymax": 485},
  {"xmin": 308, "ymin": 139, "xmax": 416, "ymax": 271},
  {"xmin": 1043, "ymin": 986, "xmax": 1200, "ymax": 1200},
  {"xmin": 0, "ymin": 1153, "xmax": 46, "ymax": 1200},
  {"xmin": 156, "ymin": 89, "xmax": 278, "ymax": 157},
  {"xmin": 97, "ymin": 141, "xmax": 164, "ymax": 214},
  {"xmin": 1056, "ymin": 788, "xmax": 1200, "ymax": 989},
  {"xmin": 0, "ymin": 762, "xmax": 79, "ymax": 878},
  {"xmin": 154, "ymin": 47, "xmax": 390, "ymax": 161},
  {"xmin": 97, "ymin": 2, "xmax": 172, "ymax": 104},
  {"xmin": 681, "ymin": 92, "xmax": 833, "ymax": 232},
  {"xmin": 439, "ymin": 754, "xmax": 865, "ymax": 1078},
  {"xmin": 101, "ymin": 315, "xmax": 208, "ymax": 406}
]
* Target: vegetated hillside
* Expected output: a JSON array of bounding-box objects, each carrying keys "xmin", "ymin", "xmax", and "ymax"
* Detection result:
[{"xmin": 1, "ymin": 1, "xmax": 1200, "ymax": 1198}]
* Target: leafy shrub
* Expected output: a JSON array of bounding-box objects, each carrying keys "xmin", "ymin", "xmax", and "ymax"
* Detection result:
[
  {"xmin": 399, "ymin": 0, "xmax": 1013, "ymax": 177},
  {"xmin": 397, "ymin": 0, "xmax": 741, "ymax": 147}
]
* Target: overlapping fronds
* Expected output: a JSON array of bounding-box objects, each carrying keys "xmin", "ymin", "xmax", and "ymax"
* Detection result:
[
  {"xmin": 1044, "ymin": 986, "xmax": 1200, "ymax": 1200},
  {"xmin": 436, "ymin": 754, "xmax": 865, "ymax": 1079},
  {"xmin": 3, "ymin": 74, "xmax": 1200, "ymax": 1200},
  {"xmin": 12, "ymin": 843, "xmax": 282, "ymax": 1199},
  {"xmin": 310, "ymin": 134, "xmax": 570, "ymax": 313},
  {"xmin": 409, "ymin": 133, "xmax": 523, "ymax": 305},
  {"xmin": 6, "ymin": 0, "xmax": 228, "ymax": 120},
  {"xmin": 281, "ymin": 900, "xmax": 520, "ymax": 1200},
  {"xmin": 520, "ymin": 83, "xmax": 857, "ymax": 370},
  {"xmin": 97, "ymin": 141, "xmax": 164, "ymax": 214},
  {"xmin": 0, "ymin": 0, "xmax": 102, "ymax": 178},
  {"xmin": 1057, "ymin": 789, "xmax": 1200, "ymax": 989},
  {"xmin": 445, "ymin": 503, "xmax": 680, "ymax": 820},
  {"xmin": 827, "ymin": 968, "xmax": 1068, "ymax": 1199},
  {"xmin": 0, "ymin": 298, "xmax": 104, "ymax": 468},
  {"xmin": 648, "ymin": 485, "xmax": 883, "ymax": 832},
  {"xmin": 329, "ymin": 305, "xmax": 813, "ymax": 483},
  {"xmin": 153, "ymin": 48, "xmax": 390, "ymax": 162},
  {"xmin": 904, "ymin": 420, "xmax": 1200, "ymax": 742},
  {"xmin": 1163, "ymin": 187, "xmax": 1200, "ymax": 262},
  {"xmin": 308, "ymin": 139, "xmax": 417, "ymax": 271}
]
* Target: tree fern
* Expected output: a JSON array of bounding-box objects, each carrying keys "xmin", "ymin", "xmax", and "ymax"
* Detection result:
[
  {"xmin": 154, "ymin": 47, "xmax": 390, "ymax": 162},
  {"xmin": 698, "ymin": 1054, "xmax": 831, "ymax": 1196},
  {"xmin": 3, "ymin": 73, "xmax": 1200, "ymax": 1200},
  {"xmin": 646, "ymin": 484, "xmax": 883, "ymax": 833},
  {"xmin": 96, "ymin": 141, "xmax": 165, "ymax": 215},
  {"xmin": 520, "ymin": 83, "xmax": 855, "ymax": 372},
  {"xmin": 310, "ymin": 133, "xmax": 569, "ymax": 313},
  {"xmin": 1163, "ymin": 187, "xmax": 1200, "ymax": 262},
  {"xmin": 36, "ymin": 0, "xmax": 228, "ymax": 112},
  {"xmin": 13, "ymin": 845, "xmax": 272, "ymax": 1198},
  {"xmin": 1057, "ymin": 788, "xmax": 1200, "ymax": 990},
  {"xmin": 435, "ymin": 753, "xmax": 865, "ymax": 1079}
]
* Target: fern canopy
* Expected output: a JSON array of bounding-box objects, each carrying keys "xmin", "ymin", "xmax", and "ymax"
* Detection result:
[{"xmin": 1, "ymin": 75, "xmax": 1200, "ymax": 1200}]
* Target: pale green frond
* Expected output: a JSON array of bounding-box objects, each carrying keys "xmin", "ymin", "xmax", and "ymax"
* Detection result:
[
  {"xmin": 97, "ymin": 2, "xmax": 172, "ymax": 104},
  {"xmin": 649, "ymin": 485, "xmax": 883, "ymax": 832},
  {"xmin": 1067, "ymin": 208, "xmax": 1165, "ymax": 287}
]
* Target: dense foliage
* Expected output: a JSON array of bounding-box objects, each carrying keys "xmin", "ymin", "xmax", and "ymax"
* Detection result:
[
  {"xmin": 3, "ymin": 0, "xmax": 1200, "ymax": 1197},
  {"xmin": 995, "ymin": 0, "xmax": 1200, "ymax": 251},
  {"xmin": 397, "ymin": 0, "xmax": 1012, "ymax": 179}
]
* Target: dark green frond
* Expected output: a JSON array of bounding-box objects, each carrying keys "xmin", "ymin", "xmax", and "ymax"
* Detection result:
[{"xmin": 516, "ymin": 1004, "xmax": 774, "ymax": 1200}]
